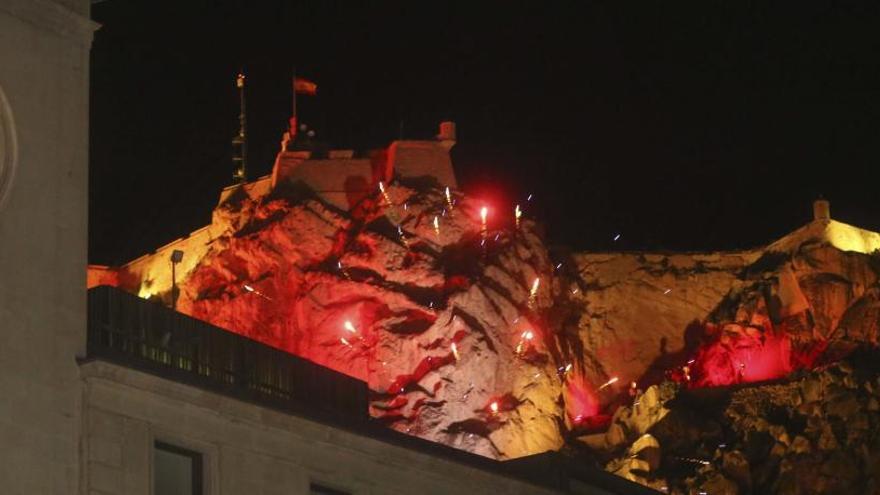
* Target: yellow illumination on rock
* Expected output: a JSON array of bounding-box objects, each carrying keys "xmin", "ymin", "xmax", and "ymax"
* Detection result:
[{"xmin": 768, "ymin": 219, "xmax": 880, "ymax": 255}]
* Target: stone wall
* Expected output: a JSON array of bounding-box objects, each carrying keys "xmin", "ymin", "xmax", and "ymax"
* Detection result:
[
  {"xmin": 0, "ymin": 1, "xmax": 94, "ymax": 493},
  {"xmin": 80, "ymin": 361, "xmax": 594, "ymax": 495}
]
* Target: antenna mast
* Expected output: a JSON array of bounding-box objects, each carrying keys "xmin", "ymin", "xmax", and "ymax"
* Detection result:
[{"xmin": 232, "ymin": 72, "xmax": 248, "ymax": 184}]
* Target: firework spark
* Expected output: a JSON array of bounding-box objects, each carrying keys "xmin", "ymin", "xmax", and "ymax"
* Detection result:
[{"xmin": 598, "ymin": 376, "xmax": 619, "ymax": 390}]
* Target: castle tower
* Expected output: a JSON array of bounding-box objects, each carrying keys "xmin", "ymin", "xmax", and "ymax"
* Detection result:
[{"xmin": 814, "ymin": 198, "xmax": 831, "ymax": 222}]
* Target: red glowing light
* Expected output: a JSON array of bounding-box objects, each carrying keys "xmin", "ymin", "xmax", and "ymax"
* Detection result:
[
  {"xmin": 563, "ymin": 371, "xmax": 599, "ymax": 426},
  {"xmin": 685, "ymin": 322, "xmax": 796, "ymax": 388}
]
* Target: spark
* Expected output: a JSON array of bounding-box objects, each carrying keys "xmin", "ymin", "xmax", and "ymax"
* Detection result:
[
  {"xmin": 494, "ymin": 233, "xmax": 500, "ymax": 241},
  {"xmin": 142, "ymin": 293, "xmax": 151, "ymax": 300},
  {"xmin": 514, "ymin": 204, "xmax": 522, "ymax": 229},
  {"xmin": 555, "ymin": 263, "xmax": 562, "ymax": 270},
  {"xmin": 534, "ymin": 373, "xmax": 541, "ymax": 379},
  {"xmin": 378, "ymin": 181, "xmax": 392, "ymax": 206},
  {"xmin": 480, "ymin": 239, "xmax": 486, "ymax": 247},
  {"xmin": 337, "ymin": 261, "xmax": 343, "ymax": 270},
  {"xmin": 515, "ymin": 330, "xmax": 535, "ymax": 355},
  {"xmin": 489, "ymin": 401, "xmax": 499, "ymax": 414},
  {"xmin": 598, "ymin": 376, "xmax": 619, "ymax": 390},
  {"xmin": 243, "ymin": 284, "xmax": 272, "ymax": 301},
  {"xmin": 451, "ymin": 342, "xmax": 460, "ymax": 361},
  {"xmin": 571, "ymin": 288, "xmax": 579, "ymax": 295},
  {"xmin": 480, "ymin": 206, "xmax": 488, "ymax": 230},
  {"xmin": 613, "ymin": 233, "xmax": 621, "ymax": 241},
  {"xmin": 397, "ymin": 225, "xmax": 404, "ymax": 237},
  {"xmin": 403, "ymin": 202, "xmax": 408, "ymax": 211},
  {"xmin": 663, "ymin": 288, "xmax": 672, "ymax": 295},
  {"xmin": 564, "ymin": 363, "xmax": 573, "ymax": 373},
  {"xmin": 527, "ymin": 193, "xmax": 533, "ymax": 201},
  {"xmin": 530, "ymin": 278, "xmax": 540, "ymax": 298},
  {"xmin": 433, "ymin": 216, "xmax": 440, "ymax": 236},
  {"xmin": 445, "ymin": 186, "xmax": 454, "ymax": 209},
  {"xmin": 343, "ymin": 320, "xmax": 357, "ymax": 334},
  {"xmin": 340, "ymin": 337, "xmax": 352, "ymax": 347}
]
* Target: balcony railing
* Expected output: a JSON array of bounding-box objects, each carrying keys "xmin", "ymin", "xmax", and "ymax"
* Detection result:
[{"xmin": 86, "ymin": 285, "xmax": 368, "ymax": 424}]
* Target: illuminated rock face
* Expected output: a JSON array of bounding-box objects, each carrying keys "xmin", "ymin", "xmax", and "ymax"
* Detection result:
[
  {"xmin": 116, "ymin": 180, "xmax": 580, "ymax": 459},
  {"xmin": 102, "ymin": 179, "xmax": 880, "ymax": 466},
  {"xmin": 570, "ymin": 216, "xmax": 880, "ymax": 392}
]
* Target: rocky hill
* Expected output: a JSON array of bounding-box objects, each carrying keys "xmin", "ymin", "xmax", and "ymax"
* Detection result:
[{"xmin": 94, "ymin": 176, "xmax": 880, "ymax": 492}]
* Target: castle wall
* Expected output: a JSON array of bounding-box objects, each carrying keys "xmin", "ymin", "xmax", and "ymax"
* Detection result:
[{"xmin": 389, "ymin": 140, "xmax": 458, "ymax": 188}]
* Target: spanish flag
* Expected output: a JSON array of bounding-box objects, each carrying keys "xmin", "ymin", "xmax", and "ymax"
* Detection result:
[{"xmin": 294, "ymin": 77, "xmax": 317, "ymax": 96}]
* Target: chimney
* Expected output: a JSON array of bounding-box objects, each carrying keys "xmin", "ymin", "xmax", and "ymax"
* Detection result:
[
  {"xmin": 813, "ymin": 198, "xmax": 830, "ymax": 222},
  {"xmin": 437, "ymin": 121, "xmax": 456, "ymax": 149}
]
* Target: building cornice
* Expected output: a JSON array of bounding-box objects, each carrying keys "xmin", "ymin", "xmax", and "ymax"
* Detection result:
[{"xmin": 0, "ymin": 0, "xmax": 99, "ymax": 45}]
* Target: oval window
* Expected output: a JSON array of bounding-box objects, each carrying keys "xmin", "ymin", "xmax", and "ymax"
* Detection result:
[{"xmin": 0, "ymin": 85, "xmax": 18, "ymax": 210}]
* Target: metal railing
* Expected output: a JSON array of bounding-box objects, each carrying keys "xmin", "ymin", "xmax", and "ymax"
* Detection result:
[{"xmin": 86, "ymin": 286, "xmax": 368, "ymax": 423}]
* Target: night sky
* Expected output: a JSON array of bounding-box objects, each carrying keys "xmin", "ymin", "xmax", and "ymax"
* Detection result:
[{"xmin": 89, "ymin": 1, "xmax": 880, "ymax": 265}]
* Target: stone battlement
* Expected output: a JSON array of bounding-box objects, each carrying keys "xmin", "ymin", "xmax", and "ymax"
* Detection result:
[{"xmin": 270, "ymin": 121, "xmax": 457, "ymax": 210}]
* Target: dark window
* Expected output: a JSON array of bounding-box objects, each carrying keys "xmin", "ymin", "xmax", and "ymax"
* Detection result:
[
  {"xmin": 154, "ymin": 441, "xmax": 203, "ymax": 495},
  {"xmin": 310, "ymin": 482, "xmax": 351, "ymax": 495}
]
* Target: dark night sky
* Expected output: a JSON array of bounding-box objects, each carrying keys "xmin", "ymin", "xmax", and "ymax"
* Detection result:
[{"xmin": 89, "ymin": 1, "xmax": 880, "ymax": 265}]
